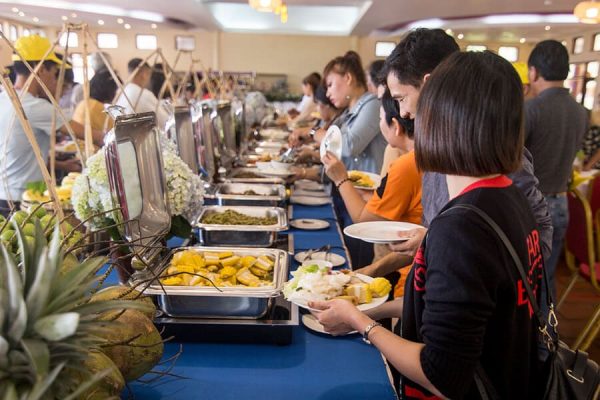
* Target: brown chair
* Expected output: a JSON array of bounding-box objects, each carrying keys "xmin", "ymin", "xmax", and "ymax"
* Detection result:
[{"xmin": 560, "ymin": 189, "xmax": 600, "ymax": 351}]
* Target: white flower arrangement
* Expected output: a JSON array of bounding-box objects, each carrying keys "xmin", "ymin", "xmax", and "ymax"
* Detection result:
[{"xmin": 71, "ymin": 139, "xmax": 203, "ymax": 231}]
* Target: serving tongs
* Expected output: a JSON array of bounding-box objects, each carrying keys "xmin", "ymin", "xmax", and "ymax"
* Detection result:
[{"xmin": 302, "ymin": 244, "xmax": 331, "ymax": 262}]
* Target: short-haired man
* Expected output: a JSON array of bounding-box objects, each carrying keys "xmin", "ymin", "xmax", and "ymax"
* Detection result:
[
  {"xmin": 115, "ymin": 58, "xmax": 169, "ymax": 130},
  {"xmin": 0, "ymin": 35, "xmax": 104, "ymax": 217},
  {"xmin": 379, "ymin": 29, "xmax": 552, "ymax": 264},
  {"xmin": 525, "ymin": 40, "xmax": 588, "ymax": 302}
]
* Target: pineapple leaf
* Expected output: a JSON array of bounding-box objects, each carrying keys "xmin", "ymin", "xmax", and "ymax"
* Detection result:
[
  {"xmin": 48, "ymin": 257, "xmax": 106, "ymax": 308},
  {"xmin": 1, "ymin": 244, "xmax": 24, "ymax": 336},
  {"xmin": 24, "ymin": 220, "xmax": 50, "ymax": 297},
  {"xmin": 20, "ymin": 338, "xmax": 50, "ymax": 378},
  {"xmin": 33, "ymin": 313, "xmax": 79, "ymax": 342},
  {"xmin": 62, "ymin": 367, "xmax": 112, "ymax": 400},
  {"xmin": 11, "ymin": 219, "xmax": 30, "ymax": 284},
  {"xmin": 7, "ymin": 296, "xmax": 27, "ymax": 344},
  {"xmin": 1, "ymin": 382, "xmax": 18, "ymax": 400},
  {"xmin": 25, "ymin": 247, "xmax": 55, "ymax": 326},
  {"xmin": 0, "ymin": 336, "xmax": 8, "ymax": 369},
  {"xmin": 24, "ymin": 362, "xmax": 65, "ymax": 400}
]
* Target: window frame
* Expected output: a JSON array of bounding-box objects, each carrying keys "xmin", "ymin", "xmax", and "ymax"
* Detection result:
[
  {"xmin": 97, "ymin": 32, "xmax": 119, "ymax": 49},
  {"xmin": 135, "ymin": 34, "xmax": 157, "ymax": 50}
]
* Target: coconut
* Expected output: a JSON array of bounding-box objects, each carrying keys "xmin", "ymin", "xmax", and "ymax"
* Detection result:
[
  {"xmin": 61, "ymin": 350, "xmax": 125, "ymax": 399},
  {"xmin": 99, "ymin": 309, "xmax": 164, "ymax": 381},
  {"xmin": 90, "ymin": 285, "xmax": 156, "ymax": 320}
]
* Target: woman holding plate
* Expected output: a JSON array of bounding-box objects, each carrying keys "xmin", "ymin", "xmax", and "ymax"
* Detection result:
[{"xmin": 311, "ymin": 51, "xmax": 544, "ymax": 399}]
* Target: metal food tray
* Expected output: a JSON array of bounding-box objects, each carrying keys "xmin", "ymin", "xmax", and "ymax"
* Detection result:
[
  {"xmin": 142, "ymin": 246, "xmax": 289, "ymax": 319},
  {"xmin": 215, "ymin": 183, "xmax": 287, "ymax": 207},
  {"xmin": 195, "ymin": 206, "xmax": 288, "ymax": 247},
  {"xmin": 222, "ymin": 167, "xmax": 284, "ymax": 184}
]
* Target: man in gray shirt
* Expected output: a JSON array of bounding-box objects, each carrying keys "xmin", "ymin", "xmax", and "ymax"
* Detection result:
[
  {"xmin": 525, "ymin": 40, "xmax": 588, "ymax": 301},
  {"xmin": 381, "ymin": 29, "xmax": 553, "ymax": 262}
]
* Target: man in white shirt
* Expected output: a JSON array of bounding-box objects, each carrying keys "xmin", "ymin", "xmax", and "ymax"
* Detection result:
[
  {"xmin": 115, "ymin": 58, "xmax": 169, "ymax": 130},
  {"xmin": 0, "ymin": 35, "xmax": 104, "ymax": 216}
]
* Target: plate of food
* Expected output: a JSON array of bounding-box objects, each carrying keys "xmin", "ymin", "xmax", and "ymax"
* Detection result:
[
  {"xmin": 294, "ymin": 250, "xmax": 345, "ymax": 267},
  {"xmin": 55, "ymin": 141, "xmax": 78, "ymax": 154},
  {"xmin": 343, "ymin": 221, "xmax": 424, "ymax": 244},
  {"xmin": 283, "ymin": 264, "xmax": 391, "ymax": 311},
  {"xmin": 320, "ymin": 125, "xmax": 342, "ymax": 160},
  {"xmin": 348, "ymin": 171, "xmax": 381, "ymax": 190},
  {"xmin": 290, "ymin": 195, "xmax": 331, "ymax": 206}
]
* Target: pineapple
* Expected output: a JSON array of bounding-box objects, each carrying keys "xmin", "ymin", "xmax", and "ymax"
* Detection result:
[{"xmin": 0, "ymin": 219, "xmax": 153, "ymax": 399}]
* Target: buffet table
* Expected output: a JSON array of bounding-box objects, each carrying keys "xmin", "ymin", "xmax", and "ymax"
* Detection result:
[{"xmin": 109, "ymin": 203, "xmax": 398, "ymax": 400}]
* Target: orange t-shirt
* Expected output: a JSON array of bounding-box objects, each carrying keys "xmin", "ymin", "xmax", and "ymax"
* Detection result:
[{"xmin": 365, "ymin": 150, "xmax": 422, "ymax": 224}]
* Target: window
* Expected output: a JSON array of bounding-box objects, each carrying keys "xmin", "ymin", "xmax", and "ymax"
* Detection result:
[
  {"xmin": 136, "ymin": 34, "xmax": 157, "ymax": 50},
  {"xmin": 498, "ymin": 46, "xmax": 519, "ymax": 62},
  {"xmin": 9, "ymin": 24, "xmax": 18, "ymax": 41},
  {"xmin": 97, "ymin": 33, "xmax": 118, "ymax": 49},
  {"xmin": 175, "ymin": 35, "xmax": 195, "ymax": 51},
  {"xmin": 573, "ymin": 36, "xmax": 584, "ymax": 54},
  {"xmin": 70, "ymin": 53, "xmax": 95, "ymax": 84},
  {"xmin": 375, "ymin": 41, "xmax": 395, "ymax": 58},
  {"xmin": 59, "ymin": 32, "xmax": 78, "ymax": 48},
  {"xmin": 466, "ymin": 45, "xmax": 487, "ymax": 52},
  {"xmin": 594, "ymin": 33, "xmax": 600, "ymax": 51}
]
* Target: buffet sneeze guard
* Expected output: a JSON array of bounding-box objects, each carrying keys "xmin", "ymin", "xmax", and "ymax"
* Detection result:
[
  {"xmin": 104, "ymin": 112, "xmax": 171, "ymax": 257},
  {"xmin": 170, "ymin": 105, "xmax": 200, "ymax": 175},
  {"xmin": 191, "ymin": 101, "xmax": 220, "ymax": 183}
]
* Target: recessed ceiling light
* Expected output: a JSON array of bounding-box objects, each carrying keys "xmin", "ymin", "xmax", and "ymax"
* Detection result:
[
  {"xmin": 98, "ymin": 19, "xmax": 105, "ymax": 25},
  {"xmin": 457, "ymin": 33, "xmax": 464, "ymax": 39},
  {"xmin": 151, "ymin": 23, "xmax": 157, "ymax": 29},
  {"xmin": 445, "ymin": 28, "xmax": 453, "ymax": 35},
  {"xmin": 11, "ymin": 7, "xmax": 19, "ymax": 13},
  {"xmin": 71, "ymin": 13, "xmax": 77, "ymax": 18},
  {"xmin": 62, "ymin": 15, "xmax": 68, "ymax": 21},
  {"xmin": 544, "ymin": 0, "xmax": 552, "ymax": 4},
  {"xmin": 18, "ymin": 11, "xmax": 25, "ymax": 17},
  {"xmin": 545, "ymin": 25, "xmax": 551, "ymax": 30},
  {"xmin": 117, "ymin": 18, "xmax": 124, "ymax": 24},
  {"xmin": 520, "ymin": 37, "xmax": 526, "ymax": 43},
  {"xmin": 124, "ymin": 23, "xmax": 131, "ymax": 29},
  {"xmin": 33, "ymin": 17, "xmax": 39, "ymax": 22}
]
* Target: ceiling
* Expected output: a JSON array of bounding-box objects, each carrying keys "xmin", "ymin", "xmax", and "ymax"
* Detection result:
[{"xmin": 0, "ymin": 0, "xmax": 598, "ymax": 43}]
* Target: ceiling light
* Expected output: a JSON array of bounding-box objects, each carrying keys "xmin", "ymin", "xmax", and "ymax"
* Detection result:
[
  {"xmin": 520, "ymin": 37, "xmax": 526, "ymax": 43},
  {"xmin": 61, "ymin": 15, "xmax": 68, "ymax": 21},
  {"xmin": 574, "ymin": 1, "xmax": 600, "ymax": 23},
  {"xmin": 544, "ymin": 0, "xmax": 552, "ymax": 4},
  {"xmin": 445, "ymin": 28, "xmax": 453, "ymax": 35},
  {"xmin": 98, "ymin": 19, "xmax": 104, "ymax": 25},
  {"xmin": 71, "ymin": 13, "xmax": 77, "ymax": 18},
  {"xmin": 32, "ymin": 17, "xmax": 39, "ymax": 22},
  {"xmin": 18, "ymin": 11, "xmax": 25, "ymax": 17},
  {"xmin": 11, "ymin": 7, "xmax": 18, "ymax": 12},
  {"xmin": 249, "ymin": 0, "xmax": 282, "ymax": 13},
  {"xmin": 151, "ymin": 23, "xmax": 157, "ymax": 29},
  {"xmin": 124, "ymin": 23, "xmax": 131, "ymax": 29},
  {"xmin": 117, "ymin": 18, "xmax": 124, "ymax": 24},
  {"xmin": 545, "ymin": 25, "xmax": 551, "ymax": 30},
  {"xmin": 457, "ymin": 33, "xmax": 464, "ymax": 39}
]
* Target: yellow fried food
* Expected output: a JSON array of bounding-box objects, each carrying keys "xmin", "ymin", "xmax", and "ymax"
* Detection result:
[
  {"xmin": 240, "ymin": 256, "xmax": 257, "ymax": 268},
  {"xmin": 236, "ymin": 267, "xmax": 261, "ymax": 287},
  {"xmin": 250, "ymin": 266, "xmax": 269, "ymax": 278},
  {"xmin": 344, "ymin": 283, "xmax": 372, "ymax": 304},
  {"xmin": 369, "ymin": 277, "xmax": 392, "ymax": 298},
  {"xmin": 219, "ymin": 266, "xmax": 237, "ymax": 279},
  {"xmin": 161, "ymin": 277, "xmax": 183, "ymax": 286},
  {"xmin": 218, "ymin": 251, "xmax": 234, "ymax": 259},
  {"xmin": 254, "ymin": 255, "xmax": 274, "ymax": 271},
  {"xmin": 220, "ymin": 256, "xmax": 241, "ymax": 267}
]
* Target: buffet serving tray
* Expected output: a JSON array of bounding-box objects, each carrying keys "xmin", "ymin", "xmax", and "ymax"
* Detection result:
[
  {"xmin": 222, "ymin": 167, "xmax": 285, "ymax": 184},
  {"xmin": 215, "ymin": 183, "xmax": 287, "ymax": 207}
]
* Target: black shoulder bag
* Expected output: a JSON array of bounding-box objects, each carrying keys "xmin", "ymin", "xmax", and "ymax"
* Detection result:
[{"xmin": 444, "ymin": 204, "xmax": 600, "ymax": 400}]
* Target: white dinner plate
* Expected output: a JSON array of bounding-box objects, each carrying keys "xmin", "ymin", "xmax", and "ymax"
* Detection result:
[
  {"xmin": 294, "ymin": 180, "xmax": 325, "ymax": 191},
  {"xmin": 290, "ymin": 195, "xmax": 331, "ymax": 206},
  {"xmin": 344, "ymin": 221, "xmax": 424, "ymax": 244},
  {"xmin": 257, "ymin": 168, "xmax": 295, "ymax": 177},
  {"xmin": 294, "ymin": 251, "xmax": 345, "ymax": 267},
  {"xmin": 292, "ymin": 189, "xmax": 329, "ymax": 198},
  {"xmin": 320, "ymin": 125, "xmax": 342, "ymax": 160},
  {"xmin": 348, "ymin": 171, "xmax": 381, "ymax": 191},
  {"xmin": 301, "ymin": 314, "xmax": 358, "ymax": 336},
  {"xmin": 290, "ymin": 218, "xmax": 330, "ymax": 230},
  {"xmin": 289, "ymin": 273, "xmax": 387, "ymax": 312}
]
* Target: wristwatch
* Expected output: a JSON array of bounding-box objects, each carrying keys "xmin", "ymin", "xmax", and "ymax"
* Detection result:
[
  {"xmin": 362, "ymin": 321, "xmax": 382, "ymax": 344},
  {"xmin": 309, "ymin": 128, "xmax": 317, "ymax": 138}
]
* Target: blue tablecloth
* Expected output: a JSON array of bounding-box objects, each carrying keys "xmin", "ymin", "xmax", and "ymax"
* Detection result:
[{"xmin": 113, "ymin": 203, "xmax": 397, "ymax": 400}]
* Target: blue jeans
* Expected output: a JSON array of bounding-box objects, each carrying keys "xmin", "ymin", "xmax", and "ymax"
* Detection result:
[{"xmin": 543, "ymin": 194, "xmax": 569, "ymax": 303}]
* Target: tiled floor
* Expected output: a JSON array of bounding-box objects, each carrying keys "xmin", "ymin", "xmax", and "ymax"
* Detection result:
[{"xmin": 555, "ymin": 260, "xmax": 600, "ymax": 362}]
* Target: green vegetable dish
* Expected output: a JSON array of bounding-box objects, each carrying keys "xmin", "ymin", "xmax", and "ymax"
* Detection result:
[{"xmin": 201, "ymin": 209, "xmax": 278, "ymax": 225}]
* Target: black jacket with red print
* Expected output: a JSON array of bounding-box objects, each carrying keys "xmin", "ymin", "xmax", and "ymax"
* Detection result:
[{"xmin": 401, "ymin": 177, "xmax": 544, "ymax": 399}]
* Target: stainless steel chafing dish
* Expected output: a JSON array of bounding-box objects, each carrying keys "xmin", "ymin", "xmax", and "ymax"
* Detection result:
[
  {"xmin": 141, "ymin": 246, "xmax": 289, "ymax": 319},
  {"xmin": 195, "ymin": 205, "xmax": 288, "ymax": 247},
  {"xmin": 214, "ymin": 183, "xmax": 286, "ymax": 207},
  {"xmin": 222, "ymin": 167, "xmax": 285, "ymax": 184}
]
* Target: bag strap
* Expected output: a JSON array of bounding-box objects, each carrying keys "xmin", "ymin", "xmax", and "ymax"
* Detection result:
[
  {"xmin": 441, "ymin": 204, "xmax": 551, "ymax": 330},
  {"xmin": 474, "ymin": 365, "xmax": 500, "ymax": 400}
]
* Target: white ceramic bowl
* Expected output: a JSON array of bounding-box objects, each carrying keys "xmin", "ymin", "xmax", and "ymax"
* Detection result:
[{"xmin": 270, "ymin": 160, "xmax": 292, "ymax": 171}]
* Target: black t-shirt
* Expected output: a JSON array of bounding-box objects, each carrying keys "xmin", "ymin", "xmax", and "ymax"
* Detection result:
[{"xmin": 401, "ymin": 176, "xmax": 544, "ymax": 399}]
